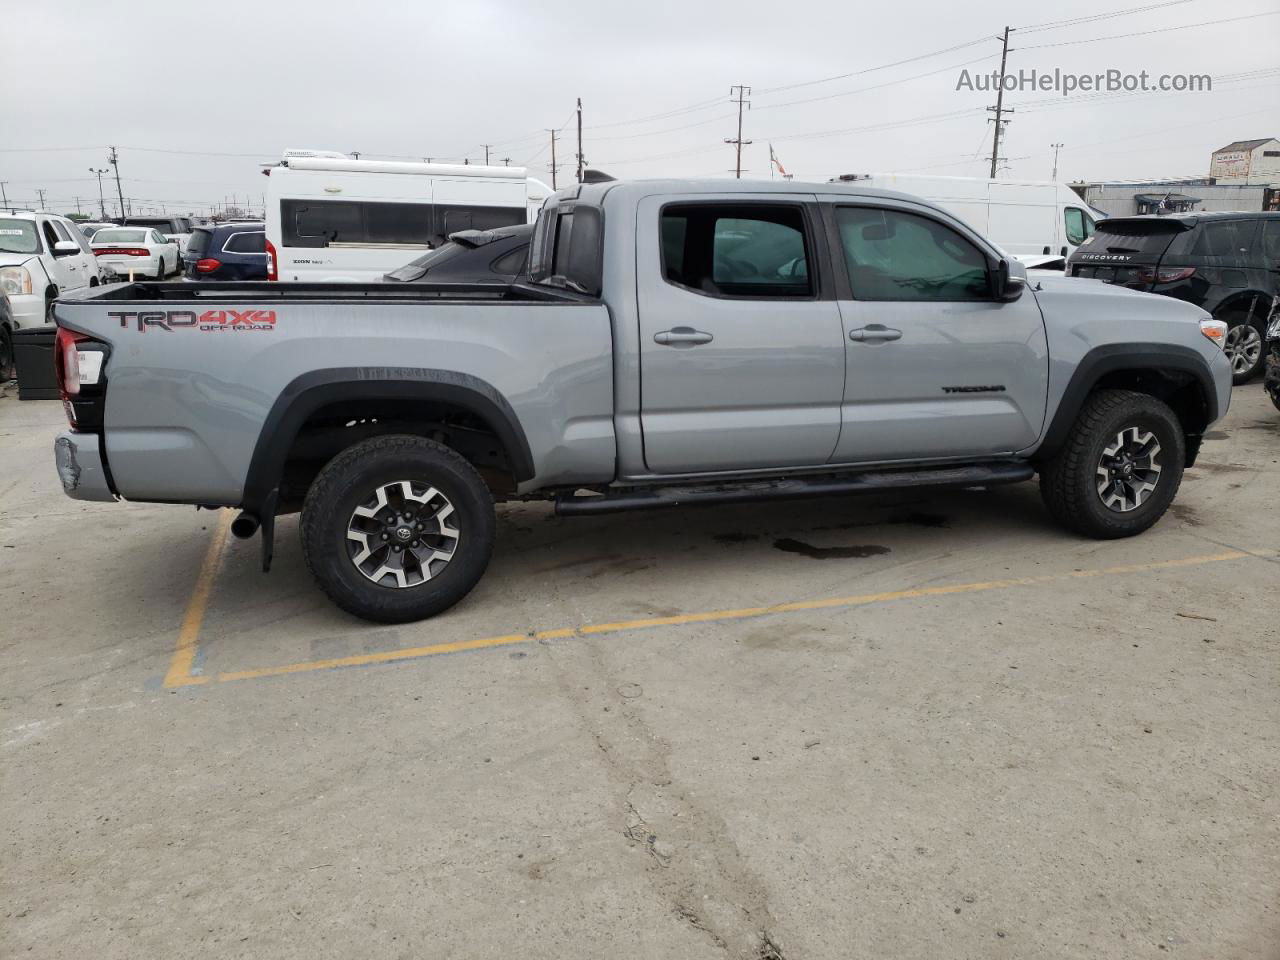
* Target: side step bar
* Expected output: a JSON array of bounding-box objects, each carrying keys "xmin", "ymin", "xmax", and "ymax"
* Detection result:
[{"xmin": 554, "ymin": 462, "xmax": 1036, "ymax": 517}]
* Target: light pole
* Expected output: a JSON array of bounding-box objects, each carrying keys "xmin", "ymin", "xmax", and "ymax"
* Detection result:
[{"xmin": 89, "ymin": 167, "xmax": 109, "ymax": 218}]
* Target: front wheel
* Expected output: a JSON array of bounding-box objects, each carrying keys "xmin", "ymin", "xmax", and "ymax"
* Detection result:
[
  {"xmin": 1039, "ymin": 389, "xmax": 1185, "ymax": 539},
  {"xmin": 300, "ymin": 435, "xmax": 496, "ymax": 623}
]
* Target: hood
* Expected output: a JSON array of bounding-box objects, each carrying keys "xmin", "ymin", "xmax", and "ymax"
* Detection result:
[
  {"xmin": 0, "ymin": 252, "xmax": 44, "ymax": 279},
  {"xmin": 1033, "ymin": 274, "xmax": 1209, "ymax": 320}
]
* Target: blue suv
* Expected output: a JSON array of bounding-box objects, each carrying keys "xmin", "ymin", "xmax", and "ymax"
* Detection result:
[{"xmin": 183, "ymin": 223, "xmax": 267, "ymax": 281}]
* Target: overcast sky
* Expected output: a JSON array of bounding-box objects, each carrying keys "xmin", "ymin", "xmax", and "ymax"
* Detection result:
[{"xmin": 3, "ymin": 0, "xmax": 1277, "ymax": 216}]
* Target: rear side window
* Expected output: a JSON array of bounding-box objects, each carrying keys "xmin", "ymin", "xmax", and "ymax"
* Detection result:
[
  {"xmin": 224, "ymin": 231, "xmax": 265, "ymax": 253},
  {"xmin": 491, "ymin": 245, "xmax": 527, "ymax": 276},
  {"xmin": 1185, "ymin": 220, "xmax": 1257, "ymax": 257},
  {"xmin": 1262, "ymin": 220, "xmax": 1280, "ymax": 261},
  {"xmin": 661, "ymin": 203, "xmax": 813, "ymax": 298}
]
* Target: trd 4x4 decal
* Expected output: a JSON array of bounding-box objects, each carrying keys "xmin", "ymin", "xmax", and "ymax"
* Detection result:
[{"xmin": 107, "ymin": 309, "xmax": 277, "ymax": 333}]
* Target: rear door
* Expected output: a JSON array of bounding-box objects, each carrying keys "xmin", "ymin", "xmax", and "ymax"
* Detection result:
[
  {"xmin": 635, "ymin": 194, "xmax": 846, "ymax": 474},
  {"xmin": 824, "ymin": 199, "xmax": 1048, "ymax": 464}
]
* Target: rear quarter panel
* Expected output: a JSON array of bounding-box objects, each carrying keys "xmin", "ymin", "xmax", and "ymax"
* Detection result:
[{"xmin": 54, "ymin": 294, "xmax": 616, "ymax": 503}]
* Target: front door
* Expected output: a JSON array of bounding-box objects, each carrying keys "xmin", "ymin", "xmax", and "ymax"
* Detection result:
[
  {"xmin": 824, "ymin": 199, "xmax": 1049, "ymax": 465},
  {"xmin": 635, "ymin": 195, "xmax": 846, "ymax": 474}
]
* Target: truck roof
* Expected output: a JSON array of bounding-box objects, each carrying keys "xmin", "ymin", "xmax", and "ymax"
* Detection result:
[{"xmin": 568, "ymin": 176, "xmax": 933, "ymax": 206}]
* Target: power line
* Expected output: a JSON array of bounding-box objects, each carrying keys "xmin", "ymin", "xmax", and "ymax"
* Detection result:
[
  {"xmin": 754, "ymin": 34, "xmax": 996, "ymax": 95},
  {"xmin": 1017, "ymin": 0, "xmax": 1200, "ymax": 34},
  {"xmin": 1017, "ymin": 9, "xmax": 1279, "ymax": 50}
]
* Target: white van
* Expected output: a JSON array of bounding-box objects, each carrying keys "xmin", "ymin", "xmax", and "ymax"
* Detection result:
[
  {"xmin": 264, "ymin": 153, "xmax": 552, "ymax": 282},
  {"xmin": 833, "ymin": 174, "xmax": 1099, "ymax": 269}
]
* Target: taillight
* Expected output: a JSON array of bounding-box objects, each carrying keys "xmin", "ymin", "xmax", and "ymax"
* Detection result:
[
  {"xmin": 54, "ymin": 326, "xmax": 108, "ymax": 428},
  {"xmin": 195, "ymin": 258, "xmax": 222, "ymax": 273},
  {"xmin": 265, "ymin": 236, "xmax": 278, "ymax": 281},
  {"xmin": 94, "ymin": 247, "xmax": 151, "ymax": 257},
  {"xmin": 1137, "ymin": 266, "xmax": 1196, "ymax": 285}
]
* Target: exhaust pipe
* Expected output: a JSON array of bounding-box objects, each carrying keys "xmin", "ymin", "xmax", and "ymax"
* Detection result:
[{"xmin": 231, "ymin": 512, "xmax": 260, "ymax": 539}]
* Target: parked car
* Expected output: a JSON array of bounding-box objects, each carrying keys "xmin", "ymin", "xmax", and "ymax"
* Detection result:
[
  {"xmin": 53, "ymin": 178, "xmax": 1231, "ymax": 623},
  {"xmin": 90, "ymin": 227, "xmax": 180, "ymax": 281},
  {"xmin": 0, "ymin": 290, "xmax": 12, "ymax": 380},
  {"xmin": 1068, "ymin": 212, "xmax": 1280, "ymax": 384},
  {"xmin": 0, "ymin": 211, "xmax": 101, "ymax": 328},
  {"xmin": 183, "ymin": 223, "xmax": 267, "ymax": 281},
  {"xmin": 1265, "ymin": 295, "xmax": 1280, "ymax": 412},
  {"xmin": 78, "ymin": 221, "xmax": 116, "ymax": 240},
  {"xmin": 123, "ymin": 216, "xmax": 194, "ymax": 254},
  {"xmin": 383, "ymin": 223, "xmax": 532, "ymax": 283}
]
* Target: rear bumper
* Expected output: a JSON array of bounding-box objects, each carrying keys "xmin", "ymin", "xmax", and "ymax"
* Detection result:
[{"xmin": 54, "ymin": 432, "xmax": 117, "ymax": 502}]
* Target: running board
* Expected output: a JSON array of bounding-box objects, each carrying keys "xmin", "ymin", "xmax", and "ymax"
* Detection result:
[{"xmin": 554, "ymin": 462, "xmax": 1035, "ymax": 516}]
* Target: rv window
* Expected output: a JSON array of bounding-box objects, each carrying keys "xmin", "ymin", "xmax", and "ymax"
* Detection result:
[
  {"xmin": 436, "ymin": 205, "xmax": 525, "ymax": 239},
  {"xmin": 283, "ymin": 200, "xmax": 364, "ymax": 248}
]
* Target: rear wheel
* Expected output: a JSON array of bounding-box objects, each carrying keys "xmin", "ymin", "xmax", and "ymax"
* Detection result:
[
  {"xmin": 1039, "ymin": 389, "xmax": 1184, "ymax": 539},
  {"xmin": 1220, "ymin": 308, "xmax": 1265, "ymax": 384},
  {"xmin": 300, "ymin": 435, "xmax": 496, "ymax": 623}
]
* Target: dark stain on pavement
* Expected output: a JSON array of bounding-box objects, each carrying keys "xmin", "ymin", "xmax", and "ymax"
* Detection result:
[{"xmin": 773, "ymin": 538, "xmax": 891, "ymax": 560}]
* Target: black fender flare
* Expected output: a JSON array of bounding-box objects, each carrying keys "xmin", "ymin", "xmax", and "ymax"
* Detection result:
[
  {"xmin": 1034, "ymin": 343, "xmax": 1219, "ymax": 464},
  {"xmin": 241, "ymin": 367, "xmax": 535, "ymax": 516},
  {"xmin": 1211, "ymin": 290, "xmax": 1272, "ymax": 321}
]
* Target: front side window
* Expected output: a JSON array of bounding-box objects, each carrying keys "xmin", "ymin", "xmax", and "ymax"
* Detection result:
[
  {"xmin": 836, "ymin": 206, "xmax": 990, "ymax": 301},
  {"xmin": 0, "ymin": 218, "xmax": 40, "ymax": 254},
  {"xmin": 661, "ymin": 203, "xmax": 813, "ymax": 298},
  {"xmin": 1065, "ymin": 207, "xmax": 1088, "ymax": 246}
]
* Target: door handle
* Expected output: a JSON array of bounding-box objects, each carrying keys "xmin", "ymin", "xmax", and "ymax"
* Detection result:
[
  {"xmin": 848, "ymin": 325, "xmax": 902, "ymax": 342},
  {"xmin": 654, "ymin": 327, "xmax": 714, "ymax": 346}
]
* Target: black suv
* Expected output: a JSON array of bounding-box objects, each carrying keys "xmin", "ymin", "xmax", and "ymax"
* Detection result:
[
  {"xmin": 384, "ymin": 223, "xmax": 531, "ymax": 284},
  {"xmin": 1068, "ymin": 211, "xmax": 1280, "ymax": 383}
]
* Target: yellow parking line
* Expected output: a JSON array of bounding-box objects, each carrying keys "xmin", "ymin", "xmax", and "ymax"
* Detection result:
[
  {"xmin": 163, "ymin": 510, "xmax": 234, "ymax": 688},
  {"xmin": 201, "ymin": 547, "xmax": 1253, "ymax": 686}
]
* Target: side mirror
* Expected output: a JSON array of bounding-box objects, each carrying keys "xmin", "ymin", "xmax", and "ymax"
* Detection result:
[
  {"xmin": 54, "ymin": 240, "xmax": 81, "ymax": 255},
  {"xmin": 995, "ymin": 258, "xmax": 1025, "ymax": 302}
]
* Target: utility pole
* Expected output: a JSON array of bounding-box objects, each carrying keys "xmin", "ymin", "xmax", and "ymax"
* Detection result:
[
  {"xmin": 987, "ymin": 27, "xmax": 1014, "ymax": 179},
  {"xmin": 500, "ymin": 157, "xmax": 510, "ymax": 166},
  {"xmin": 109, "ymin": 146, "xmax": 126, "ymax": 221},
  {"xmin": 350, "ymin": 150, "xmax": 361, "ymax": 159},
  {"xmin": 89, "ymin": 167, "xmax": 108, "ymax": 218},
  {"xmin": 0, "ymin": 181, "xmax": 8, "ymax": 212},
  {"xmin": 482, "ymin": 144, "xmax": 493, "ymax": 165},
  {"xmin": 73, "ymin": 196, "xmax": 82, "ymax": 216},
  {"xmin": 725, "ymin": 85, "xmax": 752, "ymax": 179},
  {"xmin": 576, "ymin": 97, "xmax": 585, "ymax": 183},
  {"xmin": 1050, "ymin": 142, "xmax": 1064, "ymax": 181},
  {"xmin": 36, "ymin": 188, "xmax": 47, "ymax": 210},
  {"xmin": 547, "ymin": 129, "xmax": 559, "ymax": 189}
]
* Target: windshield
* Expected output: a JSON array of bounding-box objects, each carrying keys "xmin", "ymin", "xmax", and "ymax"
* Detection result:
[
  {"xmin": 0, "ymin": 219, "xmax": 41, "ymax": 255},
  {"xmin": 94, "ymin": 229, "xmax": 147, "ymax": 244}
]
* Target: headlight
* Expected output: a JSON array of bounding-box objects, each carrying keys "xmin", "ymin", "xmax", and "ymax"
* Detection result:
[
  {"xmin": 0, "ymin": 265, "xmax": 32, "ymax": 296},
  {"xmin": 1198, "ymin": 318, "xmax": 1228, "ymax": 350}
]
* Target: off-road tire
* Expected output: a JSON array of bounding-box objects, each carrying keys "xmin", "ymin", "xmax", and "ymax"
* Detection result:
[
  {"xmin": 300, "ymin": 435, "xmax": 496, "ymax": 623},
  {"xmin": 1039, "ymin": 389, "xmax": 1184, "ymax": 539}
]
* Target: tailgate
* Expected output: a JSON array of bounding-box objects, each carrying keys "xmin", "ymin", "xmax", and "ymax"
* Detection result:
[{"xmin": 1069, "ymin": 218, "xmax": 1188, "ymax": 291}]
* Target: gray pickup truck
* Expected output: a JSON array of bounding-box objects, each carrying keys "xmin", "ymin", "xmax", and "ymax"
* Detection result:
[{"xmin": 53, "ymin": 179, "xmax": 1232, "ymax": 622}]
